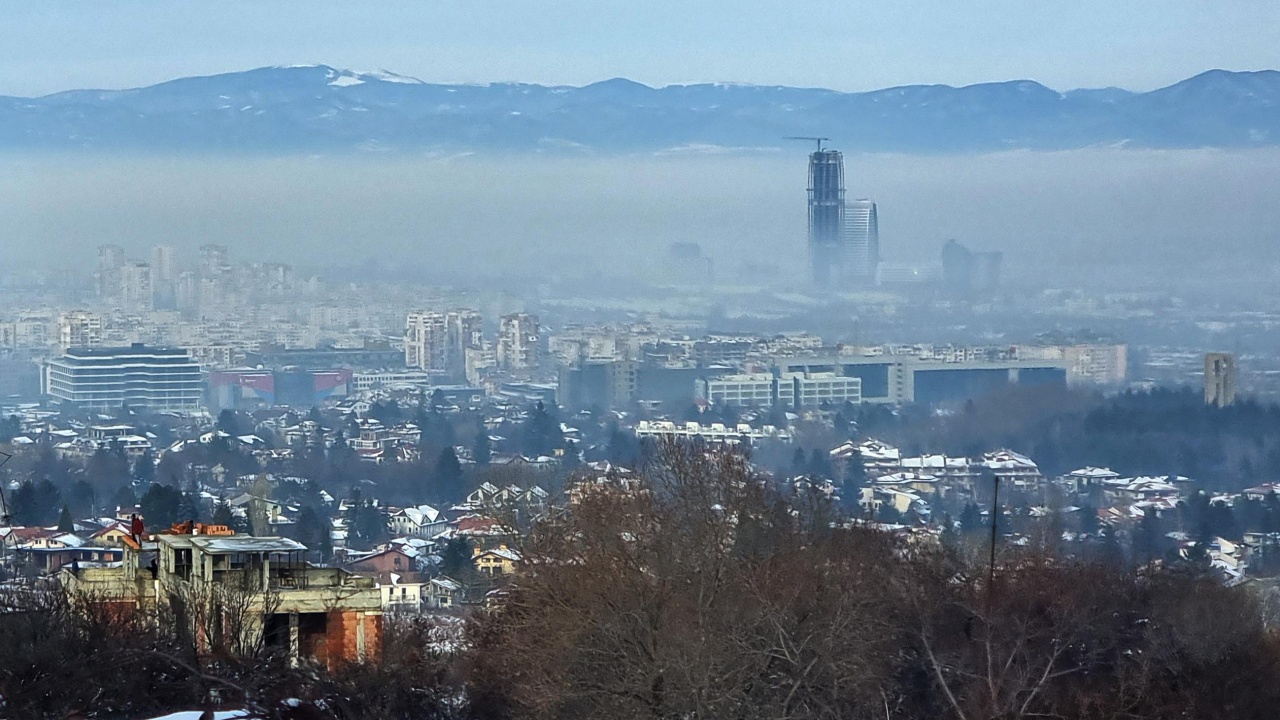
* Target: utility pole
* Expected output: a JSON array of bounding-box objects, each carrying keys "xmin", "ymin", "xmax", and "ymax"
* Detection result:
[{"xmin": 987, "ymin": 474, "xmax": 1001, "ymax": 611}]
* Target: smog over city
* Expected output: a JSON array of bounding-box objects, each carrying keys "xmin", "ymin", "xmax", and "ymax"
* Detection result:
[
  {"xmin": 6, "ymin": 148, "xmax": 1280, "ymax": 289},
  {"xmin": 2, "ymin": 2, "xmax": 1280, "ymax": 719}
]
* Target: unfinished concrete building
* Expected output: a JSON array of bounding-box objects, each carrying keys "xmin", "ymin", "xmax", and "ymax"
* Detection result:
[{"xmin": 62, "ymin": 527, "xmax": 383, "ymax": 668}]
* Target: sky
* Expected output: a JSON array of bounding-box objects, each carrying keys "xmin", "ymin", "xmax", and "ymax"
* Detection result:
[{"xmin": 0, "ymin": 1, "xmax": 1278, "ymax": 97}]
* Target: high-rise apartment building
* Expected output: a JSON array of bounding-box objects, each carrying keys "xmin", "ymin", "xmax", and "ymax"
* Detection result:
[
  {"xmin": 199, "ymin": 243, "xmax": 229, "ymax": 277},
  {"xmin": 1205, "ymin": 353, "xmax": 1236, "ymax": 408},
  {"xmin": 57, "ymin": 311, "xmax": 104, "ymax": 354},
  {"xmin": 44, "ymin": 344, "xmax": 203, "ymax": 411},
  {"xmin": 843, "ymin": 198, "xmax": 879, "ymax": 285},
  {"xmin": 942, "ymin": 239, "xmax": 1002, "ymax": 300},
  {"xmin": 150, "ymin": 245, "xmax": 176, "ymax": 285},
  {"xmin": 405, "ymin": 311, "xmax": 446, "ymax": 371},
  {"xmin": 807, "ymin": 149, "xmax": 846, "ymax": 286},
  {"xmin": 1016, "ymin": 344, "xmax": 1128, "ymax": 386},
  {"xmin": 176, "ymin": 271, "xmax": 200, "ymax": 317},
  {"xmin": 497, "ymin": 313, "xmax": 541, "ymax": 372},
  {"xmin": 445, "ymin": 309, "xmax": 483, "ymax": 376},
  {"xmin": 151, "ymin": 245, "xmax": 177, "ymax": 309},
  {"xmin": 97, "ymin": 244, "xmax": 125, "ymax": 301},
  {"xmin": 405, "ymin": 309, "xmax": 484, "ymax": 378},
  {"xmin": 119, "ymin": 261, "xmax": 154, "ymax": 313}
]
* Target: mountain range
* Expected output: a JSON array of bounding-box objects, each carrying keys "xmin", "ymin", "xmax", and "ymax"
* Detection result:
[{"xmin": 1, "ymin": 65, "xmax": 1277, "ymax": 153}]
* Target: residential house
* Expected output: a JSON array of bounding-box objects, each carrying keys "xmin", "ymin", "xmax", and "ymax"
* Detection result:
[{"xmin": 387, "ymin": 504, "xmax": 447, "ymax": 538}]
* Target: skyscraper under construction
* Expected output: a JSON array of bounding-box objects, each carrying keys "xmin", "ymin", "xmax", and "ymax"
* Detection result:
[
  {"xmin": 807, "ymin": 148, "xmax": 845, "ymax": 286},
  {"xmin": 805, "ymin": 147, "xmax": 879, "ymax": 287}
]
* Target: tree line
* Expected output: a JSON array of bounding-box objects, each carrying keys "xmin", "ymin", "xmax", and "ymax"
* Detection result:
[{"xmin": 7, "ymin": 442, "xmax": 1280, "ymax": 718}]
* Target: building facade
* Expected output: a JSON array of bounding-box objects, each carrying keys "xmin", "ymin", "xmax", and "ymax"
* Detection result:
[
  {"xmin": 405, "ymin": 309, "xmax": 483, "ymax": 378},
  {"xmin": 497, "ymin": 313, "xmax": 541, "ymax": 372},
  {"xmin": 807, "ymin": 148, "xmax": 846, "ymax": 287},
  {"xmin": 1205, "ymin": 352, "xmax": 1236, "ymax": 408},
  {"xmin": 843, "ymin": 198, "xmax": 879, "ymax": 285},
  {"xmin": 44, "ymin": 344, "xmax": 203, "ymax": 411}
]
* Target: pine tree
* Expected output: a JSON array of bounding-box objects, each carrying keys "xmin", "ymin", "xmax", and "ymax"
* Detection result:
[
  {"xmin": 212, "ymin": 499, "xmax": 235, "ymax": 527},
  {"xmin": 473, "ymin": 428, "xmax": 492, "ymax": 466},
  {"xmin": 435, "ymin": 447, "xmax": 465, "ymax": 503},
  {"xmin": 56, "ymin": 505, "xmax": 74, "ymax": 533}
]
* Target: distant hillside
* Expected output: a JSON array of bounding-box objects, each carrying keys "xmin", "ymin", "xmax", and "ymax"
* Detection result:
[{"xmin": 1, "ymin": 65, "xmax": 1277, "ymax": 153}]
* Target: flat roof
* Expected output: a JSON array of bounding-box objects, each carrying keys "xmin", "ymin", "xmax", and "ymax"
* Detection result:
[
  {"xmin": 64, "ymin": 344, "xmax": 190, "ymax": 357},
  {"xmin": 189, "ymin": 536, "xmax": 307, "ymax": 554}
]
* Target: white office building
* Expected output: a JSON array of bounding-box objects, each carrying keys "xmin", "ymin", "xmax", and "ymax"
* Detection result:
[
  {"xmin": 697, "ymin": 372, "xmax": 861, "ymax": 408},
  {"xmin": 44, "ymin": 344, "xmax": 203, "ymax": 411}
]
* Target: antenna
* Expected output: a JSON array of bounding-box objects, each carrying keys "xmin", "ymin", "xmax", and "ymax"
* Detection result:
[{"xmin": 784, "ymin": 136, "xmax": 831, "ymax": 152}]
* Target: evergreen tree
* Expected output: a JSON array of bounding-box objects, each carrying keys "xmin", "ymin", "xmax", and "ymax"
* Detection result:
[
  {"xmin": 1132, "ymin": 512, "xmax": 1165, "ymax": 565},
  {"xmin": 217, "ymin": 409, "xmax": 241, "ymax": 437},
  {"xmin": 56, "ymin": 505, "xmax": 74, "ymax": 533},
  {"xmin": 140, "ymin": 484, "xmax": 185, "ymax": 530},
  {"xmin": 563, "ymin": 439, "xmax": 582, "ymax": 470},
  {"xmin": 842, "ymin": 449, "xmax": 867, "ymax": 490},
  {"xmin": 10, "ymin": 481, "xmax": 38, "ymax": 526},
  {"xmin": 66, "ymin": 480, "xmax": 97, "ymax": 519},
  {"xmin": 0, "ymin": 415, "xmax": 20, "ymax": 443},
  {"xmin": 521, "ymin": 401, "xmax": 563, "ymax": 457},
  {"xmin": 177, "ymin": 492, "xmax": 201, "ymax": 524},
  {"xmin": 295, "ymin": 506, "xmax": 328, "ymax": 559},
  {"xmin": 435, "ymin": 447, "xmax": 465, "ymax": 504},
  {"xmin": 832, "ymin": 411, "xmax": 850, "ymax": 439},
  {"xmin": 111, "ymin": 485, "xmax": 138, "ymax": 514},
  {"xmin": 473, "ymin": 428, "xmax": 492, "ymax": 466},
  {"xmin": 439, "ymin": 537, "xmax": 473, "ymax": 578},
  {"xmin": 1078, "ymin": 503, "xmax": 1100, "ymax": 536},
  {"xmin": 960, "ymin": 502, "xmax": 985, "ymax": 535},
  {"xmin": 133, "ymin": 449, "xmax": 156, "ymax": 484},
  {"xmin": 808, "ymin": 448, "xmax": 832, "ymax": 479},
  {"xmin": 791, "ymin": 447, "xmax": 808, "ymax": 476},
  {"xmin": 349, "ymin": 501, "xmax": 388, "ymax": 550},
  {"xmin": 212, "ymin": 499, "xmax": 235, "ymax": 527}
]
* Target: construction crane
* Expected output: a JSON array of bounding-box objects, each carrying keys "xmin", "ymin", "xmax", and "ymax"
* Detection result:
[{"xmin": 784, "ymin": 136, "xmax": 830, "ymax": 152}]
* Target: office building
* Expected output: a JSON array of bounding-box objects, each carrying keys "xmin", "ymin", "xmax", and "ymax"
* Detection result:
[
  {"xmin": 557, "ymin": 360, "xmax": 637, "ymax": 410},
  {"xmin": 497, "ymin": 313, "xmax": 541, "ymax": 372},
  {"xmin": 44, "ymin": 344, "xmax": 203, "ymax": 411},
  {"xmin": 698, "ymin": 373, "xmax": 777, "ymax": 406},
  {"xmin": 807, "ymin": 148, "xmax": 845, "ymax": 286},
  {"xmin": 774, "ymin": 353, "xmax": 1067, "ymax": 406},
  {"xmin": 1205, "ymin": 353, "xmax": 1236, "ymax": 408},
  {"xmin": 697, "ymin": 372, "xmax": 861, "ymax": 408},
  {"xmin": 843, "ymin": 199, "xmax": 879, "ymax": 285}
]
